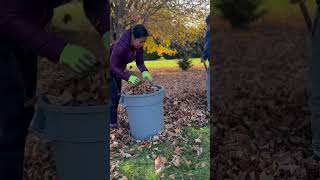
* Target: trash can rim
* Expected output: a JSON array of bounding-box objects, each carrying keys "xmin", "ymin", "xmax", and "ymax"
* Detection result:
[
  {"xmin": 121, "ymin": 85, "xmax": 165, "ymax": 98},
  {"xmin": 37, "ymin": 96, "xmax": 109, "ymax": 113}
]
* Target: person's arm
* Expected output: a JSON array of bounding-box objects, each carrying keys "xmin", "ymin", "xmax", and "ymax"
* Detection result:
[
  {"xmin": 0, "ymin": 0, "xmax": 67, "ymax": 62},
  {"xmin": 135, "ymin": 48, "xmax": 149, "ymax": 72},
  {"xmin": 82, "ymin": 0, "xmax": 110, "ymax": 36},
  {"xmin": 110, "ymin": 44, "xmax": 131, "ymax": 81}
]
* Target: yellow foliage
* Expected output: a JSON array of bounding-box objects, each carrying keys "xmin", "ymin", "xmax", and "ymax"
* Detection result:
[
  {"xmin": 144, "ymin": 37, "xmax": 176, "ymax": 56},
  {"xmin": 118, "ymin": 4, "xmax": 208, "ymax": 56}
]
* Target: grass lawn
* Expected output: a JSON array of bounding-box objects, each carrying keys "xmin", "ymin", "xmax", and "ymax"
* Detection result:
[
  {"xmin": 127, "ymin": 58, "xmax": 207, "ymax": 71},
  {"xmin": 112, "ymin": 127, "xmax": 210, "ymax": 179}
]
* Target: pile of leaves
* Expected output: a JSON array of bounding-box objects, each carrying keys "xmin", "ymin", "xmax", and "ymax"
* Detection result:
[
  {"xmin": 124, "ymin": 83, "xmax": 160, "ymax": 95},
  {"xmin": 212, "ymin": 19, "xmax": 318, "ymax": 179},
  {"xmin": 35, "ymin": 29, "xmax": 108, "ymax": 107},
  {"xmin": 24, "ymin": 135, "xmax": 56, "ymax": 180},
  {"xmin": 45, "ymin": 71, "xmax": 108, "ymax": 106}
]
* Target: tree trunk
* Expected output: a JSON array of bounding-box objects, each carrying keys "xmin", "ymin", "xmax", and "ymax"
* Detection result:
[{"xmin": 114, "ymin": 0, "xmax": 126, "ymax": 40}]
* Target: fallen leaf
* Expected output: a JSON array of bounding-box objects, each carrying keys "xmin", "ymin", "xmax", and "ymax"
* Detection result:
[
  {"xmin": 169, "ymin": 174, "xmax": 176, "ymax": 179},
  {"xmin": 197, "ymin": 148, "xmax": 203, "ymax": 156},
  {"xmin": 119, "ymin": 176, "xmax": 128, "ymax": 180},
  {"xmin": 259, "ymin": 171, "xmax": 273, "ymax": 180},
  {"xmin": 249, "ymin": 171, "xmax": 256, "ymax": 180},
  {"xmin": 186, "ymin": 159, "xmax": 192, "ymax": 166},
  {"xmin": 172, "ymin": 155, "xmax": 181, "ymax": 167},
  {"xmin": 201, "ymin": 162, "xmax": 206, "ymax": 167},
  {"xmin": 175, "ymin": 147, "xmax": 183, "ymax": 155},
  {"xmin": 120, "ymin": 150, "xmax": 132, "ymax": 158},
  {"xmin": 195, "ymin": 138, "xmax": 202, "ymax": 143},
  {"xmin": 152, "ymin": 154, "xmax": 157, "ymax": 159},
  {"xmin": 175, "ymin": 128, "xmax": 181, "ymax": 134},
  {"xmin": 155, "ymin": 156, "xmax": 165, "ymax": 173}
]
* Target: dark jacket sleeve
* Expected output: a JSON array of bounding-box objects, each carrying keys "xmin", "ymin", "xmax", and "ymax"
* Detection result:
[
  {"xmin": 82, "ymin": 0, "xmax": 110, "ymax": 36},
  {"xmin": 203, "ymin": 30, "xmax": 211, "ymax": 61},
  {"xmin": 0, "ymin": 1, "xmax": 67, "ymax": 62},
  {"xmin": 110, "ymin": 43, "xmax": 131, "ymax": 81},
  {"xmin": 135, "ymin": 48, "xmax": 148, "ymax": 72}
]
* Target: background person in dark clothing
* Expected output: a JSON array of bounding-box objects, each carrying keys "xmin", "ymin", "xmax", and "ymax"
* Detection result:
[
  {"xmin": 0, "ymin": 0, "xmax": 109, "ymax": 179},
  {"xmin": 311, "ymin": 1, "xmax": 320, "ymax": 160},
  {"xmin": 202, "ymin": 14, "xmax": 211, "ymax": 112},
  {"xmin": 109, "ymin": 24, "xmax": 153, "ymax": 129}
]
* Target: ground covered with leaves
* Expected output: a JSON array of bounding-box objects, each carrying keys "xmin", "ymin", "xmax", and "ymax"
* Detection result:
[
  {"xmin": 212, "ymin": 18, "xmax": 319, "ymax": 179},
  {"xmin": 110, "ymin": 70, "xmax": 210, "ymax": 179},
  {"xmin": 23, "ymin": 56, "xmax": 210, "ymax": 179}
]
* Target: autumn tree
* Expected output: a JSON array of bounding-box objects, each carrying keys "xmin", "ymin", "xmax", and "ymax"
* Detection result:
[{"xmin": 110, "ymin": 0, "xmax": 209, "ymax": 57}]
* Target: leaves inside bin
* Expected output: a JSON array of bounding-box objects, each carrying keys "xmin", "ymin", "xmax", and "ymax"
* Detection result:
[{"xmin": 124, "ymin": 83, "xmax": 160, "ymax": 95}]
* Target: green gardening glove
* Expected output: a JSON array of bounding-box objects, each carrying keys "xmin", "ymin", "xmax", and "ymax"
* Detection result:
[
  {"xmin": 142, "ymin": 71, "xmax": 152, "ymax": 81},
  {"xmin": 102, "ymin": 31, "xmax": 110, "ymax": 49},
  {"xmin": 128, "ymin": 75, "xmax": 140, "ymax": 85},
  {"xmin": 59, "ymin": 44, "xmax": 96, "ymax": 74}
]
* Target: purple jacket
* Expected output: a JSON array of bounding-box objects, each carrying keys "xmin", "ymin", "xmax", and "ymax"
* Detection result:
[
  {"xmin": 0, "ymin": 0, "xmax": 109, "ymax": 62},
  {"xmin": 110, "ymin": 29, "xmax": 148, "ymax": 81}
]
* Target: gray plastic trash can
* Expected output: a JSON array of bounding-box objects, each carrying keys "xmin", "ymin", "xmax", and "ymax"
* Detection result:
[
  {"xmin": 29, "ymin": 96, "xmax": 109, "ymax": 180},
  {"xmin": 120, "ymin": 85, "xmax": 165, "ymax": 140}
]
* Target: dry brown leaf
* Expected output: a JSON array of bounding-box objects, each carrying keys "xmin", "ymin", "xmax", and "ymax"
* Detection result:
[
  {"xmin": 175, "ymin": 147, "xmax": 183, "ymax": 155},
  {"xmin": 120, "ymin": 150, "xmax": 132, "ymax": 158},
  {"xmin": 195, "ymin": 138, "xmax": 202, "ymax": 143},
  {"xmin": 155, "ymin": 156, "xmax": 165, "ymax": 173},
  {"xmin": 259, "ymin": 171, "xmax": 273, "ymax": 180},
  {"xmin": 175, "ymin": 128, "xmax": 181, "ymax": 134},
  {"xmin": 169, "ymin": 174, "xmax": 176, "ymax": 179},
  {"xmin": 172, "ymin": 155, "xmax": 181, "ymax": 167},
  {"xmin": 119, "ymin": 176, "xmax": 128, "ymax": 180}
]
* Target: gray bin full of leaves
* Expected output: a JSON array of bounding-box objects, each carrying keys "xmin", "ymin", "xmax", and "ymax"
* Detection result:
[
  {"xmin": 120, "ymin": 85, "xmax": 165, "ymax": 140},
  {"xmin": 29, "ymin": 96, "xmax": 109, "ymax": 180}
]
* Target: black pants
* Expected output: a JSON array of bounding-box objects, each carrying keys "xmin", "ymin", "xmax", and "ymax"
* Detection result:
[
  {"xmin": 0, "ymin": 39, "xmax": 38, "ymax": 180},
  {"xmin": 110, "ymin": 76, "xmax": 122, "ymax": 124}
]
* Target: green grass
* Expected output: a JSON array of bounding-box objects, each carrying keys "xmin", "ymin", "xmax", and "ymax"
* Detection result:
[
  {"xmin": 114, "ymin": 127, "xmax": 210, "ymax": 179},
  {"xmin": 127, "ymin": 58, "xmax": 206, "ymax": 71}
]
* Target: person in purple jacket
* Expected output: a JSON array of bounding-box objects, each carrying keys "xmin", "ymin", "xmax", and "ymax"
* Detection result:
[
  {"xmin": 110, "ymin": 24, "xmax": 153, "ymax": 128},
  {"xmin": 0, "ymin": 1, "xmax": 109, "ymax": 179}
]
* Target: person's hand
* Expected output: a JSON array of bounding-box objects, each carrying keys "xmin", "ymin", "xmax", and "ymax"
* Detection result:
[
  {"xmin": 59, "ymin": 44, "xmax": 96, "ymax": 74},
  {"xmin": 142, "ymin": 71, "xmax": 153, "ymax": 81},
  {"xmin": 128, "ymin": 75, "xmax": 140, "ymax": 85},
  {"xmin": 102, "ymin": 31, "xmax": 110, "ymax": 49},
  {"xmin": 201, "ymin": 58, "xmax": 206, "ymax": 63}
]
